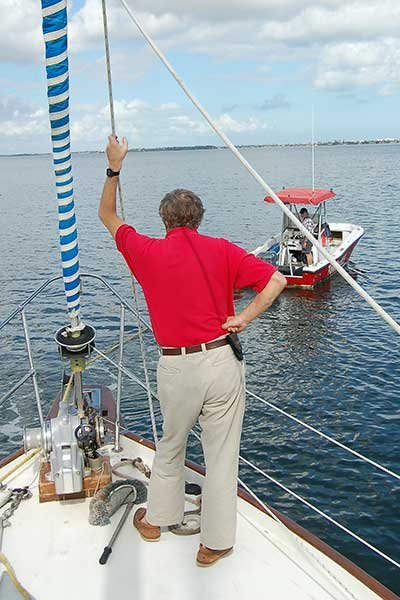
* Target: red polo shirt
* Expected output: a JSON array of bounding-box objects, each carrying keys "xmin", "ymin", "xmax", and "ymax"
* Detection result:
[{"xmin": 115, "ymin": 224, "xmax": 276, "ymax": 346}]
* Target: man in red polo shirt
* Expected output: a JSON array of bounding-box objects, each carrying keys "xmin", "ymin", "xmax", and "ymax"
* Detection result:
[{"xmin": 99, "ymin": 135, "xmax": 286, "ymax": 566}]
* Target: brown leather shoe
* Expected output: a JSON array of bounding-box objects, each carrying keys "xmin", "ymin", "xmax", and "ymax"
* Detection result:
[
  {"xmin": 133, "ymin": 508, "xmax": 161, "ymax": 542},
  {"xmin": 196, "ymin": 544, "xmax": 233, "ymax": 567}
]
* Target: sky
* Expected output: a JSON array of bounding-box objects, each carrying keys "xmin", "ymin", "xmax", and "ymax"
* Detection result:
[{"xmin": 1, "ymin": 0, "xmax": 400, "ymax": 154}]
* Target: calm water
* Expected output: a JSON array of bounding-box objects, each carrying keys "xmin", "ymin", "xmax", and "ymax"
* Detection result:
[{"xmin": 0, "ymin": 145, "xmax": 399, "ymax": 593}]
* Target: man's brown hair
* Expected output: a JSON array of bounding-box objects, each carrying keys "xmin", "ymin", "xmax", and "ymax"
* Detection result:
[{"xmin": 159, "ymin": 189, "xmax": 205, "ymax": 230}]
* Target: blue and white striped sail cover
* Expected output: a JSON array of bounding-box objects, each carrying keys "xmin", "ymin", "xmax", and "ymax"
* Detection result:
[{"xmin": 41, "ymin": 0, "xmax": 81, "ymax": 321}]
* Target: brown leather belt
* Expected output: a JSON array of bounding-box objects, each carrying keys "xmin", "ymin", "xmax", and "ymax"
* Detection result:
[{"xmin": 161, "ymin": 338, "xmax": 229, "ymax": 356}]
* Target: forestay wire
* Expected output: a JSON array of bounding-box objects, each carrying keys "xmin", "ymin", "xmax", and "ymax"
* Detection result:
[
  {"xmin": 101, "ymin": 0, "xmax": 158, "ymax": 443},
  {"xmin": 118, "ymin": 0, "xmax": 400, "ymax": 338},
  {"xmin": 40, "ymin": 0, "xmax": 81, "ymax": 329}
]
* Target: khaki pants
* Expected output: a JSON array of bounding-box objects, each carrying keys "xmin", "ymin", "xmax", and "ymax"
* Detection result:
[{"xmin": 146, "ymin": 343, "xmax": 246, "ymax": 549}]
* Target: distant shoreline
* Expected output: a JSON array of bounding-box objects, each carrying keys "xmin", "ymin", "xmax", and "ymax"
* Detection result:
[{"xmin": 1, "ymin": 139, "xmax": 399, "ymax": 157}]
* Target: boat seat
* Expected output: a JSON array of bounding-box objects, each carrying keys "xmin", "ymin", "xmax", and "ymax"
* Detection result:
[{"xmin": 279, "ymin": 265, "xmax": 304, "ymax": 276}]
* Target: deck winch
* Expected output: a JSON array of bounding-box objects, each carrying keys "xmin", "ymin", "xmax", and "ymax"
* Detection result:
[{"xmin": 23, "ymin": 323, "xmax": 111, "ymax": 499}]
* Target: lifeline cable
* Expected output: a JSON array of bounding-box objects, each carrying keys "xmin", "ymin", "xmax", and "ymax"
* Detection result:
[
  {"xmin": 239, "ymin": 454, "xmax": 400, "ymax": 570},
  {"xmin": 247, "ymin": 389, "xmax": 400, "ymax": 482},
  {"xmin": 191, "ymin": 425, "xmax": 400, "ymax": 571}
]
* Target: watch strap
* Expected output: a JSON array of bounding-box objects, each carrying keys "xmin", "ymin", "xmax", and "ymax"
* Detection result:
[{"xmin": 106, "ymin": 167, "xmax": 120, "ymax": 177}]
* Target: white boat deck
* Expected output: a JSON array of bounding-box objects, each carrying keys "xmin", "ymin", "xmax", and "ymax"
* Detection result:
[
  {"xmin": 0, "ymin": 435, "xmax": 386, "ymax": 600},
  {"xmin": 306, "ymin": 222, "xmax": 364, "ymax": 271},
  {"xmin": 252, "ymin": 222, "xmax": 364, "ymax": 274}
]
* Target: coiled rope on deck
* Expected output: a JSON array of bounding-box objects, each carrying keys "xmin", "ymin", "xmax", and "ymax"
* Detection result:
[{"xmin": 40, "ymin": 0, "xmax": 81, "ymax": 328}]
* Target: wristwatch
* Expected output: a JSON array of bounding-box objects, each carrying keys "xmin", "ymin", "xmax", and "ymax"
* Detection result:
[{"xmin": 106, "ymin": 167, "xmax": 120, "ymax": 177}]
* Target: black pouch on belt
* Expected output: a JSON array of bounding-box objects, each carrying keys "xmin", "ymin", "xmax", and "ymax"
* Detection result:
[{"xmin": 226, "ymin": 332, "xmax": 244, "ymax": 361}]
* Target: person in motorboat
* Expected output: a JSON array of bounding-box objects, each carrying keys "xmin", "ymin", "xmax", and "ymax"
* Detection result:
[
  {"xmin": 299, "ymin": 207, "xmax": 315, "ymax": 266},
  {"xmin": 98, "ymin": 134, "xmax": 287, "ymax": 567}
]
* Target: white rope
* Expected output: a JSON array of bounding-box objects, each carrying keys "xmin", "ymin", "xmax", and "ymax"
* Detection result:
[
  {"xmin": 247, "ymin": 389, "xmax": 400, "ymax": 482},
  {"xmin": 101, "ymin": 0, "xmax": 125, "ymax": 219},
  {"xmin": 101, "ymin": 0, "xmax": 158, "ymax": 443},
  {"xmin": 117, "ymin": 0, "xmax": 400, "ymax": 338},
  {"xmin": 239, "ymin": 454, "xmax": 400, "ymax": 569}
]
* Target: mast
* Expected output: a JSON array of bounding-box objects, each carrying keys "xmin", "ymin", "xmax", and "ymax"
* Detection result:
[
  {"xmin": 40, "ymin": 0, "xmax": 81, "ymax": 330},
  {"xmin": 311, "ymin": 105, "xmax": 315, "ymax": 191}
]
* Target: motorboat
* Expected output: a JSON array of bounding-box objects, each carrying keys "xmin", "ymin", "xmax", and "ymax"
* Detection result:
[{"xmin": 252, "ymin": 188, "xmax": 364, "ymax": 288}]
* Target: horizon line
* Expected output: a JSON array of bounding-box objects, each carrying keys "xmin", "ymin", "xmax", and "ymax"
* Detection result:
[{"xmin": 1, "ymin": 138, "xmax": 399, "ymax": 157}]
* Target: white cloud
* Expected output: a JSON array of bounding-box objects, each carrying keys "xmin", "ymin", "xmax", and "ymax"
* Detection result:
[
  {"xmin": 68, "ymin": 0, "xmax": 400, "ymax": 95},
  {"xmin": 258, "ymin": 2, "xmax": 400, "ymax": 45},
  {"xmin": 215, "ymin": 114, "xmax": 267, "ymax": 133},
  {"xmin": 0, "ymin": 0, "xmax": 42, "ymax": 62},
  {"xmin": 1, "ymin": 0, "xmax": 400, "ymax": 106},
  {"xmin": 168, "ymin": 114, "xmax": 208, "ymax": 135},
  {"xmin": 0, "ymin": 97, "xmax": 47, "ymax": 138},
  {"xmin": 166, "ymin": 112, "xmax": 268, "ymax": 136},
  {"xmin": 3, "ymin": 1, "xmax": 399, "ymax": 59},
  {"xmin": 0, "ymin": 91, "xmax": 269, "ymax": 154},
  {"xmin": 69, "ymin": 0, "xmax": 183, "ymax": 51},
  {"xmin": 314, "ymin": 39, "xmax": 400, "ymax": 92},
  {"xmin": 109, "ymin": 0, "xmax": 346, "ymax": 22}
]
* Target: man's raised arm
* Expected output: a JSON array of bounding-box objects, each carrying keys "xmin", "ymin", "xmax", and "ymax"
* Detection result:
[
  {"xmin": 98, "ymin": 135, "xmax": 129, "ymax": 238},
  {"xmin": 222, "ymin": 271, "xmax": 287, "ymax": 333}
]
